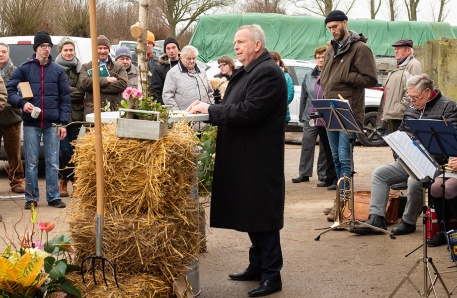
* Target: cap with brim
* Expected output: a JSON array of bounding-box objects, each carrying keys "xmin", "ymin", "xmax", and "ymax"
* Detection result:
[{"xmin": 392, "ymin": 39, "xmax": 413, "ymax": 47}]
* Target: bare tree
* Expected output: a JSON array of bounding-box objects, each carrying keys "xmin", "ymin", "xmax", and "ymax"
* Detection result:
[
  {"xmin": 155, "ymin": 0, "xmax": 232, "ymax": 38},
  {"xmin": 242, "ymin": 0, "xmax": 287, "ymax": 14},
  {"xmin": 430, "ymin": 0, "xmax": 451, "ymax": 22},
  {"xmin": 404, "ymin": 0, "xmax": 420, "ymax": 21},
  {"xmin": 55, "ymin": 0, "xmax": 90, "ymax": 37},
  {"xmin": 297, "ymin": 0, "xmax": 356, "ymax": 17},
  {"xmin": 385, "ymin": 0, "xmax": 400, "ymax": 21},
  {"xmin": 369, "ymin": 0, "xmax": 382, "ymax": 19},
  {"xmin": 96, "ymin": 0, "xmax": 138, "ymax": 43},
  {"xmin": 0, "ymin": 0, "xmax": 51, "ymax": 36}
]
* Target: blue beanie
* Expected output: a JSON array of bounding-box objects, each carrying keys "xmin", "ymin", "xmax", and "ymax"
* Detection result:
[{"xmin": 115, "ymin": 46, "xmax": 132, "ymax": 60}]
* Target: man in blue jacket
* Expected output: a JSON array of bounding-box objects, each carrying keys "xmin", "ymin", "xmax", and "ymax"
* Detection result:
[{"xmin": 7, "ymin": 31, "xmax": 71, "ymax": 209}]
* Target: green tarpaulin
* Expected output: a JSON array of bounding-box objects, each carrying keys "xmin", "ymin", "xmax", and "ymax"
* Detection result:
[{"xmin": 190, "ymin": 13, "xmax": 456, "ymax": 62}]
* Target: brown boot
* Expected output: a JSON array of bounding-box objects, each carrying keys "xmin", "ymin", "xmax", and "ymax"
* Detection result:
[
  {"xmin": 60, "ymin": 179, "xmax": 69, "ymax": 197},
  {"xmin": 323, "ymin": 206, "xmax": 332, "ymax": 215},
  {"xmin": 327, "ymin": 206, "xmax": 336, "ymax": 222}
]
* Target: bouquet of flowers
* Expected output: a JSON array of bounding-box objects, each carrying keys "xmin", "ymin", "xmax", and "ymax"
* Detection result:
[{"xmin": 120, "ymin": 87, "xmax": 169, "ymax": 122}]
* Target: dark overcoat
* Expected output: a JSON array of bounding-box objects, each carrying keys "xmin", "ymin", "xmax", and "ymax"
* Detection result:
[{"xmin": 207, "ymin": 51, "xmax": 287, "ymax": 232}]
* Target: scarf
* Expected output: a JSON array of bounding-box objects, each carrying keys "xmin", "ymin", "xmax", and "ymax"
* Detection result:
[
  {"xmin": 55, "ymin": 54, "xmax": 82, "ymax": 73},
  {"xmin": 0, "ymin": 58, "xmax": 14, "ymax": 80}
]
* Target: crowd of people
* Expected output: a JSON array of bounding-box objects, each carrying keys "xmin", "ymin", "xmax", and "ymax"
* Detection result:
[{"xmin": 0, "ymin": 10, "xmax": 456, "ymax": 296}]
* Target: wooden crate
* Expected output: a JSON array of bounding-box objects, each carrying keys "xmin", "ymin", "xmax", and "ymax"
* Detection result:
[{"xmin": 116, "ymin": 109, "xmax": 168, "ymax": 140}]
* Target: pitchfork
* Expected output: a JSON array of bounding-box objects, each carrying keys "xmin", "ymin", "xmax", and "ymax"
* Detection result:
[{"xmin": 80, "ymin": 3, "xmax": 119, "ymax": 288}]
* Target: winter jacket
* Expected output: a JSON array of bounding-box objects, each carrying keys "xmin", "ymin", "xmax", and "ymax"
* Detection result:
[
  {"xmin": 162, "ymin": 60, "xmax": 213, "ymax": 110},
  {"xmin": 207, "ymin": 51, "xmax": 286, "ymax": 232},
  {"xmin": 126, "ymin": 65, "xmax": 139, "ymax": 89},
  {"xmin": 300, "ymin": 66, "xmax": 325, "ymax": 126},
  {"xmin": 150, "ymin": 54, "xmax": 179, "ymax": 104},
  {"xmin": 79, "ymin": 58, "xmax": 128, "ymax": 116},
  {"xmin": 382, "ymin": 55, "xmax": 422, "ymax": 121},
  {"xmin": 7, "ymin": 54, "xmax": 71, "ymax": 128},
  {"xmin": 55, "ymin": 55, "xmax": 85, "ymax": 122},
  {"xmin": 0, "ymin": 60, "xmax": 21, "ymax": 127},
  {"xmin": 320, "ymin": 31, "xmax": 378, "ymax": 124},
  {"xmin": 284, "ymin": 71, "xmax": 294, "ymax": 122}
]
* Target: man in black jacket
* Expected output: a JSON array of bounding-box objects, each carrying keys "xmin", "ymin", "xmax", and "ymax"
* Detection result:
[{"xmin": 150, "ymin": 37, "xmax": 180, "ymax": 104}]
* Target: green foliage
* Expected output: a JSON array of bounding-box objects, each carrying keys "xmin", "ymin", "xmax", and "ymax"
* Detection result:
[
  {"xmin": 197, "ymin": 125, "xmax": 217, "ymax": 196},
  {"xmin": 120, "ymin": 95, "xmax": 170, "ymax": 122}
]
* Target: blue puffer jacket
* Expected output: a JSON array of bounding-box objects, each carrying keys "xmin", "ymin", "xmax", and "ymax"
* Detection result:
[{"xmin": 6, "ymin": 54, "xmax": 71, "ymax": 128}]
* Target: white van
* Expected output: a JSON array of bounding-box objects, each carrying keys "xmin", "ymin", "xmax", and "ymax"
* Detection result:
[{"xmin": 0, "ymin": 36, "xmax": 92, "ymax": 66}]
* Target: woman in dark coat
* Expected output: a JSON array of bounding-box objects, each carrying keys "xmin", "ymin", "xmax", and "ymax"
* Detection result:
[{"xmin": 187, "ymin": 24, "xmax": 286, "ymax": 297}]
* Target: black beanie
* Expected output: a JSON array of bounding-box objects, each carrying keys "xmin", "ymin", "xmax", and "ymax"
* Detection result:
[
  {"xmin": 325, "ymin": 10, "xmax": 348, "ymax": 24},
  {"xmin": 33, "ymin": 31, "xmax": 53, "ymax": 51},
  {"xmin": 163, "ymin": 36, "xmax": 180, "ymax": 51}
]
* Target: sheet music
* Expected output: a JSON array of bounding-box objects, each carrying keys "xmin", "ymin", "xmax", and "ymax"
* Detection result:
[{"xmin": 383, "ymin": 131, "xmax": 438, "ymax": 180}]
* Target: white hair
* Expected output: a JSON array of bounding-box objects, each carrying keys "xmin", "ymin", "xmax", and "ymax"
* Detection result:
[{"xmin": 180, "ymin": 45, "xmax": 198, "ymax": 57}]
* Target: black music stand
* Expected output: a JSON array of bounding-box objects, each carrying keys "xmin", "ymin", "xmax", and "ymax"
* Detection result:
[
  {"xmin": 389, "ymin": 119, "xmax": 455, "ymax": 297},
  {"xmin": 311, "ymin": 99, "xmax": 395, "ymax": 240}
]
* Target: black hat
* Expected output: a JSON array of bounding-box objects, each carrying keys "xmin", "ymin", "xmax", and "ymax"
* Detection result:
[
  {"xmin": 325, "ymin": 10, "xmax": 348, "ymax": 24},
  {"xmin": 163, "ymin": 36, "xmax": 180, "ymax": 51},
  {"xmin": 33, "ymin": 31, "xmax": 53, "ymax": 51},
  {"xmin": 392, "ymin": 39, "xmax": 413, "ymax": 48}
]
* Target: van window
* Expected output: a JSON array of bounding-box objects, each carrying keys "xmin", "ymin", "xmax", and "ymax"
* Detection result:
[{"xmin": 8, "ymin": 44, "xmax": 59, "ymax": 66}]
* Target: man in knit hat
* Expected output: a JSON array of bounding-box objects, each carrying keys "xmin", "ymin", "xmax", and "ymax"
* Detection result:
[
  {"xmin": 79, "ymin": 34, "xmax": 128, "ymax": 115},
  {"xmin": 0, "ymin": 42, "xmax": 25, "ymax": 195},
  {"xmin": 318, "ymin": 11, "xmax": 378, "ymax": 221},
  {"xmin": 151, "ymin": 36, "xmax": 180, "ymax": 104},
  {"xmin": 115, "ymin": 46, "xmax": 138, "ymax": 88},
  {"xmin": 7, "ymin": 30, "xmax": 71, "ymax": 209}
]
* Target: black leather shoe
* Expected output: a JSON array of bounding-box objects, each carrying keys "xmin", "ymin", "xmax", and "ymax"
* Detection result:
[
  {"xmin": 317, "ymin": 181, "xmax": 332, "ymax": 187},
  {"xmin": 229, "ymin": 268, "xmax": 261, "ymax": 281},
  {"xmin": 248, "ymin": 280, "xmax": 282, "ymax": 297},
  {"xmin": 350, "ymin": 214, "xmax": 387, "ymax": 235},
  {"xmin": 427, "ymin": 232, "xmax": 447, "ymax": 247},
  {"xmin": 391, "ymin": 182, "xmax": 408, "ymax": 190},
  {"xmin": 292, "ymin": 176, "xmax": 309, "ymax": 183},
  {"xmin": 391, "ymin": 221, "xmax": 416, "ymax": 235},
  {"xmin": 326, "ymin": 184, "xmax": 337, "ymax": 190}
]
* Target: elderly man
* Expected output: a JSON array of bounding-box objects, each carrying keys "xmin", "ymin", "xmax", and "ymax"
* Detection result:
[
  {"xmin": 115, "ymin": 46, "xmax": 138, "ymax": 88},
  {"xmin": 351, "ymin": 74, "xmax": 457, "ymax": 236},
  {"xmin": 0, "ymin": 42, "xmax": 24, "ymax": 195},
  {"xmin": 162, "ymin": 45, "xmax": 213, "ymax": 111},
  {"xmin": 151, "ymin": 36, "xmax": 180, "ymax": 104},
  {"xmin": 79, "ymin": 35, "xmax": 128, "ymax": 116},
  {"xmin": 7, "ymin": 30, "xmax": 71, "ymax": 209},
  {"xmin": 187, "ymin": 24, "xmax": 286, "ymax": 297},
  {"xmin": 319, "ymin": 10, "xmax": 378, "ymax": 220}
]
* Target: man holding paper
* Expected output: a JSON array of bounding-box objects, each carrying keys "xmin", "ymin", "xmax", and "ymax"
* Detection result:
[{"xmin": 351, "ymin": 74, "xmax": 457, "ymax": 236}]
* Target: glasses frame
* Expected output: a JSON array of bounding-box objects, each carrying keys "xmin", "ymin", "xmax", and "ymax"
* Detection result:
[
  {"xmin": 408, "ymin": 88, "xmax": 427, "ymax": 100},
  {"xmin": 218, "ymin": 63, "xmax": 227, "ymax": 69},
  {"xmin": 327, "ymin": 22, "xmax": 343, "ymax": 32},
  {"xmin": 39, "ymin": 44, "xmax": 52, "ymax": 49}
]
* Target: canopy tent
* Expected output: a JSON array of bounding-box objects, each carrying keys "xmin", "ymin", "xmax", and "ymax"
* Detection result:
[{"xmin": 190, "ymin": 13, "xmax": 456, "ymax": 62}]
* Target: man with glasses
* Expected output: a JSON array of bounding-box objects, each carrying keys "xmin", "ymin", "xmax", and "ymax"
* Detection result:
[
  {"xmin": 351, "ymin": 74, "xmax": 457, "ymax": 236},
  {"xmin": 7, "ymin": 31, "xmax": 71, "ymax": 209},
  {"xmin": 150, "ymin": 36, "xmax": 180, "ymax": 104},
  {"xmin": 319, "ymin": 10, "xmax": 378, "ymax": 221}
]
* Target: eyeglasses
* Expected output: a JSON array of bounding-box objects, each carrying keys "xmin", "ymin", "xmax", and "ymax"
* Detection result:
[
  {"xmin": 218, "ymin": 63, "xmax": 227, "ymax": 69},
  {"xmin": 39, "ymin": 44, "xmax": 52, "ymax": 49},
  {"xmin": 408, "ymin": 88, "xmax": 427, "ymax": 100},
  {"xmin": 327, "ymin": 22, "xmax": 342, "ymax": 32}
]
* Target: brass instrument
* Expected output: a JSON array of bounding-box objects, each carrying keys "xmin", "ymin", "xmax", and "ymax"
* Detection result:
[{"xmin": 332, "ymin": 174, "xmax": 353, "ymax": 227}]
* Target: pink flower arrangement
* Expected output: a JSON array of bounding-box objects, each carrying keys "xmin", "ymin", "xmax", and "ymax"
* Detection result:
[
  {"xmin": 122, "ymin": 87, "xmax": 142, "ymax": 100},
  {"xmin": 38, "ymin": 221, "xmax": 55, "ymax": 233}
]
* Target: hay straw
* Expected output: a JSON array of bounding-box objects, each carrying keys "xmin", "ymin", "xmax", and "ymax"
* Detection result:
[{"xmin": 67, "ymin": 121, "xmax": 201, "ymax": 296}]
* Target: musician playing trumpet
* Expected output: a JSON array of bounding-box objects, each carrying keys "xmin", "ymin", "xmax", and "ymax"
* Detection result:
[{"xmin": 351, "ymin": 74, "xmax": 457, "ymax": 236}]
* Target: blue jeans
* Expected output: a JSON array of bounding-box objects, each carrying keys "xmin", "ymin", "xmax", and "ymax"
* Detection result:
[
  {"xmin": 60, "ymin": 124, "xmax": 81, "ymax": 181},
  {"xmin": 327, "ymin": 131, "xmax": 352, "ymax": 191},
  {"xmin": 23, "ymin": 125, "xmax": 60, "ymax": 203}
]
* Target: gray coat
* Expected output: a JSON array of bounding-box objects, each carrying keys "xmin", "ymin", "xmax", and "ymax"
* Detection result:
[
  {"xmin": 162, "ymin": 60, "xmax": 213, "ymax": 110},
  {"xmin": 299, "ymin": 66, "xmax": 318, "ymax": 122},
  {"xmin": 0, "ymin": 60, "xmax": 21, "ymax": 127}
]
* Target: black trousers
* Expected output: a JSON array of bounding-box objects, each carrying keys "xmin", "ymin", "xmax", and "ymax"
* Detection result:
[{"xmin": 247, "ymin": 230, "xmax": 283, "ymax": 281}]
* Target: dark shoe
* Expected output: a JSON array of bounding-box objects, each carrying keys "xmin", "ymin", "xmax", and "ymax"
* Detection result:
[
  {"xmin": 391, "ymin": 221, "xmax": 416, "ymax": 235},
  {"xmin": 323, "ymin": 206, "xmax": 332, "ymax": 215},
  {"xmin": 350, "ymin": 214, "xmax": 387, "ymax": 235},
  {"xmin": 24, "ymin": 201, "xmax": 38, "ymax": 210},
  {"xmin": 229, "ymin": 268, "xmax": 261, "ymax": 281},
  {"xmin": 391, "ymin": 182, "xmax": 408, "ymax": 190},
  {"xmin": 317, "ymin": 181, "xmax": 332, "ymax": 187},
  {"xmin": 427, "ymin": 232, "xmax": 447, "ymax": 247},
  {"xmin": 11, "ymin": 184, "xmax": 25, "ymax": 193},
  {"xmin": 327, "ymin": 184, "xmax": 337, "ymax": 190},
  {"xmin": 248, "ymin": 280, "xmax": 282, "ymax": 297},
  {"xmin": 48, "ymin": 199, "xmax": 66, "ymax": 208},
  {"xmin": 292, "ymin": 176, "xmax": 309, "ymax": 183},
  {"xmin": 318, "ymin": 176, "xmax": 326, "ymax": 182}
]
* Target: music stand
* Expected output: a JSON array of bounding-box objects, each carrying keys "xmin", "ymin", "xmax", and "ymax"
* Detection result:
[
  {"xmin": 311, "ymin": 99, "xmax": 395, "ymax": 240},
  {"xmin": 388, "ymin": 119, "xmax": 456, "ymax": 297}
]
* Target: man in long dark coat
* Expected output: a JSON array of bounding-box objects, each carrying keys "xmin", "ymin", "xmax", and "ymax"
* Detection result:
[{"xmin": 187, "ymin": 24, "xmax": 286, "ymax": 297}]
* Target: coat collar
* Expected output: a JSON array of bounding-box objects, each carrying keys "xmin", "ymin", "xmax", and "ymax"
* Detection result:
[{"xmin": 177, "ymin": 59, "xmax": 200, "ymax": 73}]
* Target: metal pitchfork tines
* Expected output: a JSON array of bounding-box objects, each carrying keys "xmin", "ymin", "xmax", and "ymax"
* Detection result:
[{"xmin": 81, "ymin": 214, "xmax": 119, "ymax": 288}]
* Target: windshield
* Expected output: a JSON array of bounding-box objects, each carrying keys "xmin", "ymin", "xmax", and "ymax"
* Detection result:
[{"xmin": 8, "ymin": 44, "xmax": 59, "ymax": 66}]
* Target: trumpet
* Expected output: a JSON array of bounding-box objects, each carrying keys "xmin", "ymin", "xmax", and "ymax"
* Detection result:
[{"xmin": 333, "ymin": 174, "xmax": 353, "ymax": 226}]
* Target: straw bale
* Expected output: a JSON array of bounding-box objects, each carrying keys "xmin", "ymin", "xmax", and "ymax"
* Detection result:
[{"xmin": 67, "ymin": 121, "xmax": 201, "ymax": 294}]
